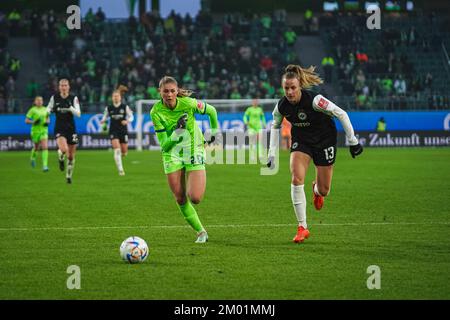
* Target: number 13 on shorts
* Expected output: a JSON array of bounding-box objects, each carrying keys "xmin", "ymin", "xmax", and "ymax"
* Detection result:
[{"xmin": 324, "ymin": 146, "xmax": 335, "ymax": 161}]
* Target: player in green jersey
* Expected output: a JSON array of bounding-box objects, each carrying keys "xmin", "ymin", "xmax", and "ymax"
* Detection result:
[
  {"xmin": 150, "ymin": 76, "xmax": 219, "ymax": 243},
  {"xmin": 25, "ymin": 96, "xmax": 50, "ymax": 172},
  {"xmin": 243, "ymin": 99, "xmax": 266, "ymax": 161}
]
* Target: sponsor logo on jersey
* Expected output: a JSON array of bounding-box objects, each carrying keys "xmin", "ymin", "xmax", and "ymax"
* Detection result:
[
  {"xmin": 197, "ymin": 101, "xmax": 204, "ymax": 111},
  {"xmin": 292, "ymin": 122, "xmax": 310, "ymax": 127},
  {"xmin": 317, "ymin": 97, "xmax": 329, "ymax": 109},
  {"xmin": 298, "ymin": 112, "xmax": 307, "ymax": 120},
  {"xmin": 292, "ymin": 142, "xmax": 298, "ymax": 149},
  {"xmin": 56, "ymin": 107, "xmax": 72, "ymax": 113}
]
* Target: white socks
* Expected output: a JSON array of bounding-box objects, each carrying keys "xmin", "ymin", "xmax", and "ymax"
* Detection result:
[
  {"xmin": 67, "ymin": 159, "xmax": 75, "ymax": 178},
  {"xmin": 314, "ymin": 183, "xmax": 329, "ymax": 196},
  {"xmin": 114, "ymin": 148, "xmax": 124, "ymax": 173},
  {"xmin": 58, "ymin": 149, "xmax": 65, "ymax": 161},
  {"xmin": 291, "ymin": 184, "xmax": 307, "ymax": 229}
]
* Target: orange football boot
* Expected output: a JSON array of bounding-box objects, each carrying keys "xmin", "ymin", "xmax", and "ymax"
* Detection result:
[
  {"xmin": 293, "ymin": 226, "xmax": 310, "ymax": 243},
  {"xmin": 312, "ymin": 181, "xmax": 324, "ymax": 210}
]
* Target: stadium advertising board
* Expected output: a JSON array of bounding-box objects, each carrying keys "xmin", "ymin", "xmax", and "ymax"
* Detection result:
[
  {"xmin": 1, "ymin": 112, "xmax": 449, "ymax": 150},
  {"xmin": 1, "ymin": 131, "xmax": 449, "ymax": 151},
  {"xmin": 1, "ymin": 111, "xmax": 449, "ymax": 135},
  {"xmin": 340, "ymin": 131, "xmax": 450, "ymax": 147}
]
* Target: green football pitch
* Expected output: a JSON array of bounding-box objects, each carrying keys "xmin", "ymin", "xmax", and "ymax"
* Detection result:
[{"xmin": 0, "ymin": 148, "xmax": 449, "ymax": 299}]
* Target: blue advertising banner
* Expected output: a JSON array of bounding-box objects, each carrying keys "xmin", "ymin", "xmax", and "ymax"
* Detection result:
[
  {"xmin": 1, "ymin": 131, "xmax": 449, "ymax": 151},
  {"xmin": 1, "ymin": 111, "xmax": 449, "ymax": 135}
]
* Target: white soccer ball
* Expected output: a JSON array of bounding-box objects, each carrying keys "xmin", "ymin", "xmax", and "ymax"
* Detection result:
[{"xmin": 120, "ymin": 236, "xmax": 149, "ymax": 263}]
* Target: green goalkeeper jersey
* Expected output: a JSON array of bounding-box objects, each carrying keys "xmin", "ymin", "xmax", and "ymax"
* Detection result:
[
  {"xmin": 243, "ymin": 106, "xmax": 266, "ymax": 131},
  {"xmin": 26, "ymin": 106, "xmax": 49, "ymax": 134},
  {"xmin": 150, "ymin": 96, "xmax": 218, "ymax": 155}
]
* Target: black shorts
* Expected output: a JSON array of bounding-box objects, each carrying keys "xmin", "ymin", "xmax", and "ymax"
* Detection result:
[
  {"xmin": 55, "ymin": 131, "xmax": 78, "ymax": 145},
  {"xmin": 110, "ymin": 132, "xmax": 128, "ymax": 144},
  {"xmin": 291, "ymin": 140, "xmax": 337, "ymax": 166}
]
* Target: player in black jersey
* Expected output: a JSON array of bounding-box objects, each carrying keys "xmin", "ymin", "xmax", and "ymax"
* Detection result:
[
  {"xmin": 100, "ymin": 85, "xmax": 134, "ymax": 176},
  {"xmin": 46, "ymin": 79, "xmax": 81, "ymax": 184},
  {"xmin": 267, "ymin": 64, "xmax": 363, "ymax": 243}
]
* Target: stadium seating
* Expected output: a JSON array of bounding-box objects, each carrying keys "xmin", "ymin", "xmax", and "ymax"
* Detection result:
[
  {"xmin": 0, "ymin": 14, "xmax": 19, "ymax": 113},
  {"xmin": 0, "ymin": 8, "xmax": 449, "ymax": 112},
  {"xmin": 30, "ymin": 9, "xmax": 298, "ymax": 112},
  {"xmin": 319, "ymin": 12, "xmax": 450, "ymax": 110}
]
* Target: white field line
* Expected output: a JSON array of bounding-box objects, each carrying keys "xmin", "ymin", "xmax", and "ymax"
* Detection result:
[{"xmin": 0, "ymin": 221, "xmax": 449, "ymax": 232}]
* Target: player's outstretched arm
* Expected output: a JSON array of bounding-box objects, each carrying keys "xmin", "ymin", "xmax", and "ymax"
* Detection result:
[
  {"xmin": 155, "ymin": 130, "xmax": 182, "ymax": 152},
  {"xmin": 243, "ymin": 108, "xmax": 249, "ymax": 125},
  {"xmin": 204, "ymin": 103, "xmax": 219, "ymax": 144},
  {"xmin": 69, "ymin": 96, "xmax": 81, "ymax": 117},
  {"xmin": 312, "ymin": 95, "xmax": 363, "ymax": 158},
  {"xmin": 100, "ymin": 107, "xmax": 108, "ymax": 123},
  {"xmin": 46, "ymin": 96, "xmax": 54, "ymax": 114},
  {"xmin": 25, "ymin": 111, "xmax": 34, "ymax": 124},
  {"xmin": 100, "ymin": 107, "xmax": 109, "ymax": 131},
  {"xmin": 126, "ymin": 105, "xmax": 134, "ymax": 123},
  {"xmin": 153, "ymin": 113, "xmax": 186, "ymax": 152},
  {"xmin": 267, "ymin": 103, "xmax": 283, "ymax": 168},
  {"xmin": 261, "ymin": 110, "xmax": 267, "ymax": 128}
]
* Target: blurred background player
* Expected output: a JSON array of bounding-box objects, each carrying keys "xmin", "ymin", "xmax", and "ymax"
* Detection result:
[
  {"xmin": 25, "ymin": 96, "xmax": 50, "ymax": 172},
  {"xmin": 281, "ymin": 117, "xmax": 292, "ymax": 150},
  {"xmin": 267, "ymin": 64, "xmax": 363, "ymax": 243},
  {"xmin": 376, "ymin": 117, "xmax": 387, "ymax": 132},
  {"xmin": 243, "ymin": 99, "xmax": 267, "ymax": 162},
  {"xmin": 100, "ymin": 85, "xmax": 134, "ymax": 176},
  {"xmin": 150, "ymin": 76, "xmax": 219, "ymax": 243},
  {"xmin": 46, "ymin": 79, "xmax": 81, "ymax": 184}
]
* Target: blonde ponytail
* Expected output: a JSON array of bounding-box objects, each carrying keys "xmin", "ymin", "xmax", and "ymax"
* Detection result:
[
  {"xmin": 159, "ymin": 76, "xmax": 193, "ymax": 97},
  {"xmin": 177, "ymin": 88, "xmax": 193, "ymax": 97},
  {"xmin": 283, "ymin": 64, "xmax": 323, "ymax": 88}
]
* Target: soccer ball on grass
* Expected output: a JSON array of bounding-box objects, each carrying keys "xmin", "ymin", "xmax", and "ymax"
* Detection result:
[{"xmin": 120, "ymin": 236, "xmax": 149, "ymax": 263}]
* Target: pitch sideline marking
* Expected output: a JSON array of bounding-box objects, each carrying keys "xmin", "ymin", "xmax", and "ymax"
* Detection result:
[{"xmin": 0, "ymin": 221, "xmax": 449, "ymax": 232}]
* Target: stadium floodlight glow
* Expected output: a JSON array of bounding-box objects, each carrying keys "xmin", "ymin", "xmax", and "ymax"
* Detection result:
[
  {"xmin": 323, "ymin": 1, "xmax": 339, "ymax": 11},
  {"xmin": 406, "ymin": 1, "xmax": 414, "ymax": 11},
  {"xmin": 365, "ymin": 2, "xmax": 380, "ymax": 11}
]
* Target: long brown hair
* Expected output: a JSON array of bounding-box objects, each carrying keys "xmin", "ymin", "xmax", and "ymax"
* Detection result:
[
  {"xmin": 282, "ymin": 64, "xmax": 323, "ymax": 88},
  {"xmin": 114, "ymin": 84, "xmax": 128, "ymax": 96},
  {"xmin": 158, "ymin": 76, "xmax": 193, "ymax": 97}
]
